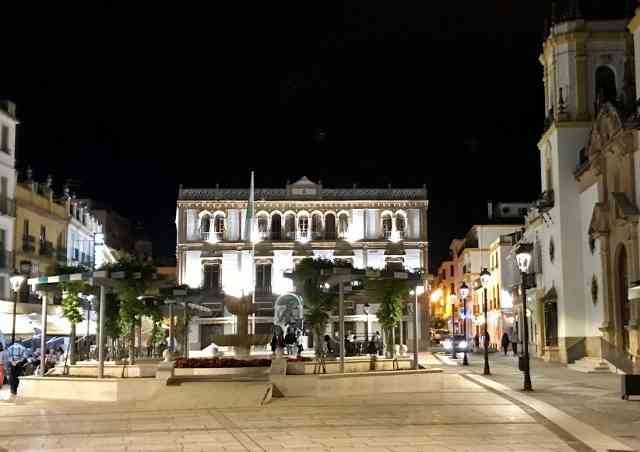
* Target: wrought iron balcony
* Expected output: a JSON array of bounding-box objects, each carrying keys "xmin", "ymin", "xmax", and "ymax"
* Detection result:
[
  {"xmin": 39, "ymin": 240, "xmax": 54, "ymax": 257},
  {"xmin": 22, "ymin": 235, "xmax": 36, "ymax": 253}
]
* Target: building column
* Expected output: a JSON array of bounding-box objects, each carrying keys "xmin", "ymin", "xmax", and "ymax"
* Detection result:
[{"xmin": 598, "ymin": 235, "xmax": 615, "ymax": 342}]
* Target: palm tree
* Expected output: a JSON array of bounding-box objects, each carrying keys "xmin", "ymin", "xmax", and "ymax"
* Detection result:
[{"xmin": 291, "ymin": 258, "xmax": 337, "ymax": 355}]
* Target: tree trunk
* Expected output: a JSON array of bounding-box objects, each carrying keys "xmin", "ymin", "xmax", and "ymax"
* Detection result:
[
  {"xmin": 69, "ymin": 322, "xmax": 77, "ymax": 365},
  {"xmin": 129, "ymin": 328, "xmax": 135, "ymax": 365}
]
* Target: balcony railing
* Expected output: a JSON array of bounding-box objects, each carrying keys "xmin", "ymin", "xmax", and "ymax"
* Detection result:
[
  {"xmin": 22, "ymin": 235, "xmax": 36, "ymax": 253},
  {"xmin": 39, "ymin": 240, "xmax": 54, "ymax": 257},
  {"xmin": 0, "ymin": 198, "xmax": 15, "ymax": 217},
  {"xmin": 57, "ymin": 247, "xmax": 67, "ymax": 262},
  {"xmin": 383, "ymin": 230, "xmax": 392, "ymax": 240}
]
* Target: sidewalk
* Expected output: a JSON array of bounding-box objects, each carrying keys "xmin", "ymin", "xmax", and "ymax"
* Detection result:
[{"xmin": 430, "ymin": 350, "xmax": 640, "ymax": 451}]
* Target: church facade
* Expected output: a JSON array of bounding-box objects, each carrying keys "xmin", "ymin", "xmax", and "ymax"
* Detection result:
[
  {"xmin": 520, "ymin": 2, "xmax": 640, "ymax": 371},
  {"xmin": 175, "ymin": 177, "xmax": 429, "ymax": 352}
]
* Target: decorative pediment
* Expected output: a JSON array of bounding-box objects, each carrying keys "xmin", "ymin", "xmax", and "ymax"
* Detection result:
[
  {"xmin": 288, "ymin": 176, "xmax": 320, "ymax": 198},
  {"xmin": 588, "ymin": 202, "xmax": 609, "ymax": 239},
  {"xmin": 612, "ymin": 192, "xmax": 640, "ymax": 222}
]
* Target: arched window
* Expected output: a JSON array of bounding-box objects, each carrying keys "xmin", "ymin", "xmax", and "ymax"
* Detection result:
[
  {"xmin": 396, "ymin": 214, "xmax": 406, "ymax": 239},
  {"xmin": 595, "ymin": 66, "xmax": 617, "ymax": 105},
  {"xmin": 311, "ymin": 213, "xmax": 323, "ymax": 240},
  {"xmin": 284, "ymin": 213, "xmax": 296, "ymax": 240},
  {"xmin": 257, "ymin": 213, "xmax": 269, "ymax": 240},
  {"xmin": 298, "ymin": 214, "xmax": 309, "ymax": 241},
  {"xmin": 200, "ymin": 214, "xmax": 211, "ymax": 240},
  {"xmin": 271, "ymin": 213, "xmax": 282, "ymax": 240},
  {"xmin": 338, "ymin": 213, "xmax": 349, "ymax": 239},
  {"xmin": 213, "ymin": 214, "xmax": 225, "ymax": 241},
  {"xmin": 325, "ymin": 213, "xmax": 336, "ymax": 240},
  {"xmin": 382, "ymin": 213, "xmax": 393, "ymax": 239}
]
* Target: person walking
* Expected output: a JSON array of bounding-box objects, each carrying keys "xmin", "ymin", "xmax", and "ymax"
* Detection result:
[
  {"xmin": 512, "ymin": 338, "xmax": 518, "ymax": 356},
  {"xmin": 270, "ymin": 333, "xmax": 277, "ymax": 354},
  {"xmin": 501, "ymin": 333, "xmax": 510, "ymax": 356},
  {"xmin": 6, "ymin": 342, "xmax": 28, "ymax": 397},
  {"xmin": 483, "ymin": 331, "xmax": 491, "ymax": 351},
  {"xmin": 473, "ymin": 333, "xmax": 480, "ymax": 351}
]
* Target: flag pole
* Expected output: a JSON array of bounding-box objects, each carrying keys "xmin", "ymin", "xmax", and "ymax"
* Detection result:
[{"xmin": 250, "ymin": 171, "xmax": 256, "ymax": 335}]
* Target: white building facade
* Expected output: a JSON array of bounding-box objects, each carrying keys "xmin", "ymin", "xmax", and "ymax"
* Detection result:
[
  {"xmin": 521, "ymin": 3, "xmax": 640, "ymax": 370},
  {"xmin": 176, "ymin": 177, "xmax": 429, "ymax": 352},
  {"xmin": 0, "ymin": 101, "xmax": 17, "ymax": 300},
  {"xmin": 64, "ymin": 193, "xmax": 102, "ymax": 269}
]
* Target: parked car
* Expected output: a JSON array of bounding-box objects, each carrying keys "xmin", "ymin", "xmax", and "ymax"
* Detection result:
[
  {"xmin": 442, "ymin": 335, "xmax": 470, "ymax": 355},
  {"xmin": 432, "ymin": 329, "xmax": 450, "ymax": 342}
]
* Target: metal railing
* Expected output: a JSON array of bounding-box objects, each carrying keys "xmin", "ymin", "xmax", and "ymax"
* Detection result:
[
  {"xmin": 39, "ymin": 240, "xmax": 54, "ymax": 256},
  {"xmin": 601, "ymin": 337, "xmax": 635, "ymax": 374},
  {"xmin": 22, "ymin": 235, "xmax": 36, "ymax": 253}
]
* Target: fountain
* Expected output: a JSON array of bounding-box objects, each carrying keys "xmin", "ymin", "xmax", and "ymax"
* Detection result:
[{"xmin": 211, "ymin": 296, "xmax": 270, "ymax": 356}]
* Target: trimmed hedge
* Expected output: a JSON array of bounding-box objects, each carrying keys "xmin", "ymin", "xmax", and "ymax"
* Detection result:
[{"xmin": 175, "ymin": 357, "xmax": 271, "ymax": 368}]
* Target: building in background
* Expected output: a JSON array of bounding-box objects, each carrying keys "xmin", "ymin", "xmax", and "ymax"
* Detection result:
[
  {"xmin": 14, "ymin": 170, "xmax": 68, "ymax": 300},
  {"xmin": 0, "ymin": 101, "xmax": 18, "ymax": 301},
  {"xmin": 88, "ymin": 202, "xmax": 133, "ymax": 268},
  {"xmin": 63, "ymin": 190, "xmax": 102, "ymax": 269},
  {"xmin": 176, "ymin": 176, "xmax": 429, "ymax": 352}
]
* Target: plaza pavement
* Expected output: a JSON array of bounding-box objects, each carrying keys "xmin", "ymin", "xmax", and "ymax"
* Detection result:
[
  {"xmin": 432, "ymin": 350, "xmax": 640, "ymax": 451},
  {"xmin": 0, "ymin": 353, "xmax": 635, "ymax": 452}
]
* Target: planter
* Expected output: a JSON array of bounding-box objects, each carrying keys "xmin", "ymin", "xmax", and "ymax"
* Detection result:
[
  {"xmin": 286, "ymin": 357, "xmax": 412, "ymax": 375},
  {"xmin": 173, "ymin": 367, "xmax": 270, "ymax": 377}
]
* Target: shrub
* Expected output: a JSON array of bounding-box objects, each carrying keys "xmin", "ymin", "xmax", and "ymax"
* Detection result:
[{"xmin": 174, "ymin": 357, "xmax": 272, "ymax": 368}]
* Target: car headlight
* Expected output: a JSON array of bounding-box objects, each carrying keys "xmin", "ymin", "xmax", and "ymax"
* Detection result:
[
  {"xmin": 443, "ymin": 340, "xmax": 452, "ymax": 350},
  {"xmin": 458, "ymin": 341, "xmax": 467, "ymax": 349}
]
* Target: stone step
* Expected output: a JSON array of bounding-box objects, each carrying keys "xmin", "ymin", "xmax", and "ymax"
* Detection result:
[{"xmin": 567, "ymin": 357, "xmax": 613, "ymax": 374}]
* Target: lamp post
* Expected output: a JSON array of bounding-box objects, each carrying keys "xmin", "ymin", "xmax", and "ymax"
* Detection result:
[
  {"xmin": 9, "ymin": 273, "xmax": 26, "ymax": 345},
  {"xmin": 363, "ymin": 302, "xmax": 370, "ymax": 342},
  {"xmin": 480, "ymin": 267, "xmax": 491, "ymax": 375},
  {"xmin": 515, "ymin": 241, "xmax": 534, "ymax": 392},
  {"xmin": 409, "ymin": 285, "xmax": 424, "ymax": 370},
  {"xmin": 449, "ymin": 294, "xmax": 457, "ymax": 359},
  {"xmin": 459, "ymin": 281, "xmax": 470, "ymax": 366}
]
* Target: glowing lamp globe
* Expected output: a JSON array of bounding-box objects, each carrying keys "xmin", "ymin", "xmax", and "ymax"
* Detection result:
[
  {"xmin": 480, "ymin": 267, "xmax": 491, "ymax": 289},
  {"xmin": 9, "ymin": 273, "xmax": 26, "ymax": 292},
  {"xmin": 459, "ymin": 281, "xmax": 470, "ymax": 300},
  {"xmin": 515, "ymin": 242, "xmax": 534, "ymax": 274}
]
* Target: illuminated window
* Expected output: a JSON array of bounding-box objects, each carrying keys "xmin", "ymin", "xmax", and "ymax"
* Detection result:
[
  {"xmin": 200, "ymin": 214, "xmax": 211, "ymax": 240},
  {"xmin": 396, "ymin": 214, "xmax": 406, "ymax": 239},
  {"xmin": 284, "ymin": 213, "xmax": 296, "ymax": 240},
  {"xmin": 213, "ymin": 214, "xmax": 225, "ymax": 240},
  {"xmin": 298, "ymin": 215, "xmax": 309, "ymax": 240},
  {"xmin": 311, "ymin": 213, "xmax": 322, "ymax": 240},
  {"xmin": 382, "ymin": 214, "xmax": 392, "ymax": 239},
  {"xmin": 257, "ymin": 213, "xmax": 269, "ymax": 240},
  {"xmin": 203, "ymin": 264, "xmax": 221, "ymax": 291},
  {"xmin": 256, "ymin": 264, "xmax": 272, "ymax": 293},
  {"xmin": 338, "ymin": 213, "xmax": 349, "ymax": 239}
]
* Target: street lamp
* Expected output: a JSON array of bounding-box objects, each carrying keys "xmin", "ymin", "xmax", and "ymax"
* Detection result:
[
  {"xmin": 480, "ymin": 267, "xmax": 491, "ymax": 375},
  {"xmin": 409, "ymin": 286, "xmax": 424, "ymax": 370},
  {"xmin": 9, "ymin": 273, "xmax": 26, "ymax": 345},
  {"xmin": 363, "ymin": 302, "xmax": 370, "ymax": 341},
  {"xmin": 459, "ymin": 281, "xmax": 470, "ymax": 366},
  {"xmin": 515, "ymin": 241, "xmax": 534, "ymax": 392}
]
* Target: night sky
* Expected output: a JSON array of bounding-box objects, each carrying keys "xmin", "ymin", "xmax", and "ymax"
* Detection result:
[{"xmin": 0, "ymin": 1, "xmax": 556, "ymax": 271}]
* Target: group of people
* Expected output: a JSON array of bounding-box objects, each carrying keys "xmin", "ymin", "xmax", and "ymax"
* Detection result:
[
  {"xmin": 270, "ymin": 326, "xmax": 304, "ymax": 357},
  {"xmin": 0, "ymin": 342, "xmax": 65, "ymax": 397},
  {"xmin": 471, "ymin": 331, "xmax": 520, "ymax": 356},
  {"xmin": 321, "ymin": 331, "xmax": 385, "ymax": 357}
]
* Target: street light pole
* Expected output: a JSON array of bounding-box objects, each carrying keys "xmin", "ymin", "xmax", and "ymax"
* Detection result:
[
  {"xmin": 515, "ymin": 240, "xmax": 534, "ymax": 392},
  {"xmin": 460, "ymin": 282, "xmax": 470, "ymax": 366},
  {"xmin": 9, "ymin": 273, "xmax": 26, "ymax": 345},
  {"xmin": 413, "ymin": 288, "xmax": 419, "ymax": 369},
  {"xmin": 339, "ymin": 281, "xmax": 345, "ymax": 374},
  {"xmin": 480, "ymin": 268, "xmax": 491, "ymax": 375}
]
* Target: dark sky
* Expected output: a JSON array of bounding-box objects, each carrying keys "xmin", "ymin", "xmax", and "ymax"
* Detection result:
[{"xmin": 1, "ymin": 1, "xmax": 557, "ymax": 271}]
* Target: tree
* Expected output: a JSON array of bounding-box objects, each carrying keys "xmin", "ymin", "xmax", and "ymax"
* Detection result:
[
  {"xmin": 100, "ymin": 254, "xmax": 155, "ymax": 364},
  {"xmin": 291, "ymin": 258, "xmax": 338, "ymax": 355},
  {"xmin": 50, "ymin": 263, "xmax": 91, "ymax": 365},
  {"xmin": 367, "ymin": 277, "xmax": 409, "ymax": 355}
]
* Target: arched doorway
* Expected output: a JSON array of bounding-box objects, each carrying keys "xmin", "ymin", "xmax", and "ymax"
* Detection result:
[{"xmin": 616, "ymin": 245, "xmax": 630, "ymax": 351}]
